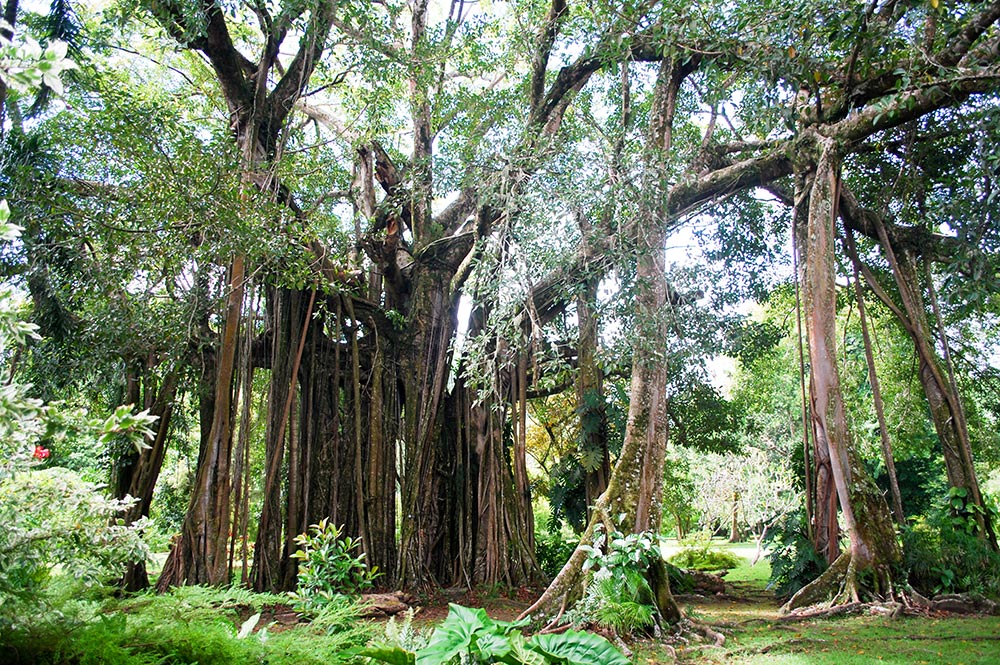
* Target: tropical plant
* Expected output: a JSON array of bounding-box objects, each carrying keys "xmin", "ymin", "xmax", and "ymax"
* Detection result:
[
  {"xmin": 289, "ymin": 519, "xmax": 378, "ymax": 611},
  {"xmin": 763, "ymin": 508, "xmax": 827, "ymax": 600},
  {"xmin": 563, "ymin": 527, "xmax": 662, "ymax": 635},
  {"xmin": 362, "ymin": 603, "xmax": 629, "ymax": 665},
  {"xmin": 903, "ymin": 490, "xmax": 1000, "ymax": 598}
]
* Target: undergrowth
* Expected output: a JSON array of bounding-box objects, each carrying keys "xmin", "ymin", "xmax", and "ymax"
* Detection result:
[
  {"xmin": 668, "ymin": 532, "xmax": 742, "ymax": 572},
  {"xmin": 0, "ymin": 585, "xmax": 372, "ymax": 664}
]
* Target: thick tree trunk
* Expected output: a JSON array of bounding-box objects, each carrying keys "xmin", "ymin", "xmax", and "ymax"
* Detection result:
[
  {"xmin": 397, "ymin": 269, "xmax": 462, "ymax": 587},
  {"xmin": 116, "ymin": 368, "xmax": 179, "ymax": 591},
  {"xmin": 158, "ymin": 256, "xmax": 246, "ymax": 590},
  {"xmin": 457, "ymin": 314, "xmax": 542, "ymax": 588},
  {"xmin": 794, "ymin": 170, "xmax": 840, "ymax": 565},
  {"xmin": 786, "ymin": 138, "xmax": 900, "ymax": 610},
  {"xmin": 576, "ymin": 278, "xmax": 611, "ymax": 514}
]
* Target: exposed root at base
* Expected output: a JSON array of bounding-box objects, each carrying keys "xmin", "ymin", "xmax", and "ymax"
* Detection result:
[
  {"xmin": 779, "ymin": 590, "xmax": 1000, "ymax": 621},
  {"xmin": 782, "ymin": 549, "xmax": 904, "ymax": 614}
]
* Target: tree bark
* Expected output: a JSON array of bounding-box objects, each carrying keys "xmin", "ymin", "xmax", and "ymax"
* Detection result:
[
  {"xmin": 576, "ymin": 277, "xmax": 611, "ymax": 515},
  {"xmin": 158, "ymin": 256, "xmax": 246, "ymax": 590},
  {"xmin": 845, "ymin": 230, "xmax": 905, "ymax": 524},
  {"xmin": 794, "ymin": 169, "xmax": 839, "ymax": 565},
  {"xmin": 785, "ymin": 137, "xmax": 900, "ymax": 611}
]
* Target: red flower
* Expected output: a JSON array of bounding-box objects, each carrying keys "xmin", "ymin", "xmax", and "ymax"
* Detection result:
[{"xmin": 32, "ymin": 445, "xmax": 50, "ymax": 460}]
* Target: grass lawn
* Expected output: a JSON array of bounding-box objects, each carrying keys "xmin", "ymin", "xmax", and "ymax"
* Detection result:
[{"xmin": 638, "ymin": 538, "xmax": 1000, "ymax": 664}]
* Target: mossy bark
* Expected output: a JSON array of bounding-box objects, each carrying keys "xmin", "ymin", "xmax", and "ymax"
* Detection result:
[{"xmin": 785, "ymin": 137, "xmax": 900, "ymax": 611}]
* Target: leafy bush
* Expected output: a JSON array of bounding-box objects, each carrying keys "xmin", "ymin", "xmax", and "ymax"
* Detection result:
[
  {"xmin": 903, "ymin": 489, "xmax": 1000, "ymax": 598},
  {"xmin": 290, "ymin": 518, "xmax": 378, "ymax": 611},
  {"xmin": 0, "ymin": 277, "xmax": 154, "ymax": 631},
  {"xmin": 0, "ymin": 467, "xmax": 150, "ymax": 623},
  {"xmin": 565, "ymin": 528, "xmax": 662, "ymax": 635},
  {"xmin": 763, "ymin": 508, "xmax": 826, "ymax": 599},
  {"xmin": 535, "ymin": 529, "xmax": 578, "ymax": 578},
  {"xmin": 362, "ymin": 603, "xmax": 629, "ymax": 665},
  {"xmin": 668, "ymin": 531, "xmax": 742, "ymax": 571}
]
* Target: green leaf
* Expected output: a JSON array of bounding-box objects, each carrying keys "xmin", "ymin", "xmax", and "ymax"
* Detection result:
[
  {"xmin": 475, "ymin": 631, "xmax": 512, "ymax": 660},
  {"xmin": 416, "ymin": 604, "xmax": 490, "ymax": 664},
  {"xmin": 360, "ymin": 645, "xmax": 417, "ymax": 665},
  {"xmin": 529, "ymin": 630, "xmax": 630, "ymax": 665}
]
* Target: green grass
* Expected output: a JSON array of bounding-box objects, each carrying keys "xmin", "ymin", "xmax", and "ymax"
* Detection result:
[
  {"xmin": 669, "ymin": 615, "xmax": 1000, "ymax": 664},
  {"xmin": 662, "ymin": 538, "xmax": 772, "ymax": 588},
  {"xmin": 640, "ymin": 538, "xmax": 1000, "ymax": 664}
]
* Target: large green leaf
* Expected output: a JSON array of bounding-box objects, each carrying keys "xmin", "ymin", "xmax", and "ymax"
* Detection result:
[
  {"xmin": 529, "ymin": 630, "xmax": 630, "ymax": 665},
  {"xmin": 475, "ymin": 631, "xmax": 512, "ymax": 660},
  {"xmin": 415, "ymin": 603, "xmax": 491, "ymax": 664},
  {"xmin": 358, "ymin": 645, "xmax": 416, "ymax": 665},
  {"xmin": 506, "ymin": 632, "xmax": 547, "ymax": 665}
]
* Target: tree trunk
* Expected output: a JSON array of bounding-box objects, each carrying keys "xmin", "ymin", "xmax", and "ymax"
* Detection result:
[
  {"xmin": 158, "ymin": 256, "xmax": 246, "ymax": 590},
  {"xmin": 794, "ymin": 169, "xmax": 840, "ymax": 565},
  {"xmin": 116, "ymin": 367, "xmax": 179, "ymax": 591},
  {"xmin": 729, "ymin": 491, "xmax": 740, "ymax": 543},
  {"xmin": 360, "ymin": 319, "xmax": 400, "ymax": 584},
  {"xmin": 397, "ymin": 269, "xmax": 462, "ymax": 587},
  {"xmin": 457, "ymin": 308, "xmax": 542, "ymax": 588},
  {"xmin": 785, "ymin": 138, "xmax": 900, "ymax": 611},
  {"xmin": 576, "ymin": 278, "xmax": 611, "ymax": 515}
]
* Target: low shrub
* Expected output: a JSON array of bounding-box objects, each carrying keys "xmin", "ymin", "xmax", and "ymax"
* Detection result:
[
  {"xmin": 363, "ymin": 603, "xmax": 629, "ymax": 665},
  {"xmin": 903, "ymin": 489, "xmax": 1000, "ymax": 598},
  {"xmin": 668, "ymin": 531, "xmax": 742, "ymax": 572},
  {"xmin": 565, "ymin": 528, "xmax": 662, "ymax": 636},
  {"xmin": 762, "ymin": 508, "xmax": 827, "ymax": 599},
  {"xmin": 534, "ymin": 529, "xmax": 578, "ymax": 578},
  {"xmin": 289, "ymin": 518, "xmax": 378, "ymax": 611}
]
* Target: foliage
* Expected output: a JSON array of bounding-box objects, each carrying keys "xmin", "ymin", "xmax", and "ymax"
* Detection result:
[
  {"xmin": 564, "ymin": 528, "xmax": 661, "ymax": 635},
  {"xmin": 1, "ymin": 585, "xmax": 371, "ymax": 664},
  {"xmin": 0, "ymin": 258, "xmax": 154, "ymax": 630},
  {"xmin": 668, "ymin": 532, "xmax": 742, "ymax": 572},
  {"xmin": 903, "ymin": 490, "xmax": 1000, "ymax": 598},
  {"xmin": 289, "ymin": 518, "xmax": 378, "ymax": 611},
  {"xmin": 362, "ymin": 603, "xmax": 629, "ymax": 665},
  {"xmin": 763, "ymin": 508, "xmax": 827, "ymax": 600},
  {"xmin": 376, "ymin": 607, "xmax": 431, "ymax": 654},
  {"xmin": 534, "ymin": 529, "xmax": 578, "ymax": 579},
  {"xmin": 0, "ymin": 25, "xmax": 76, "ymax": 95},
  {"xmin": 666, "ymin": 379, "xmax": 745, "ymax": 454},
  {"xmin": 0, "ymin": 467, "xmax": 150, "ymax": 625}
]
